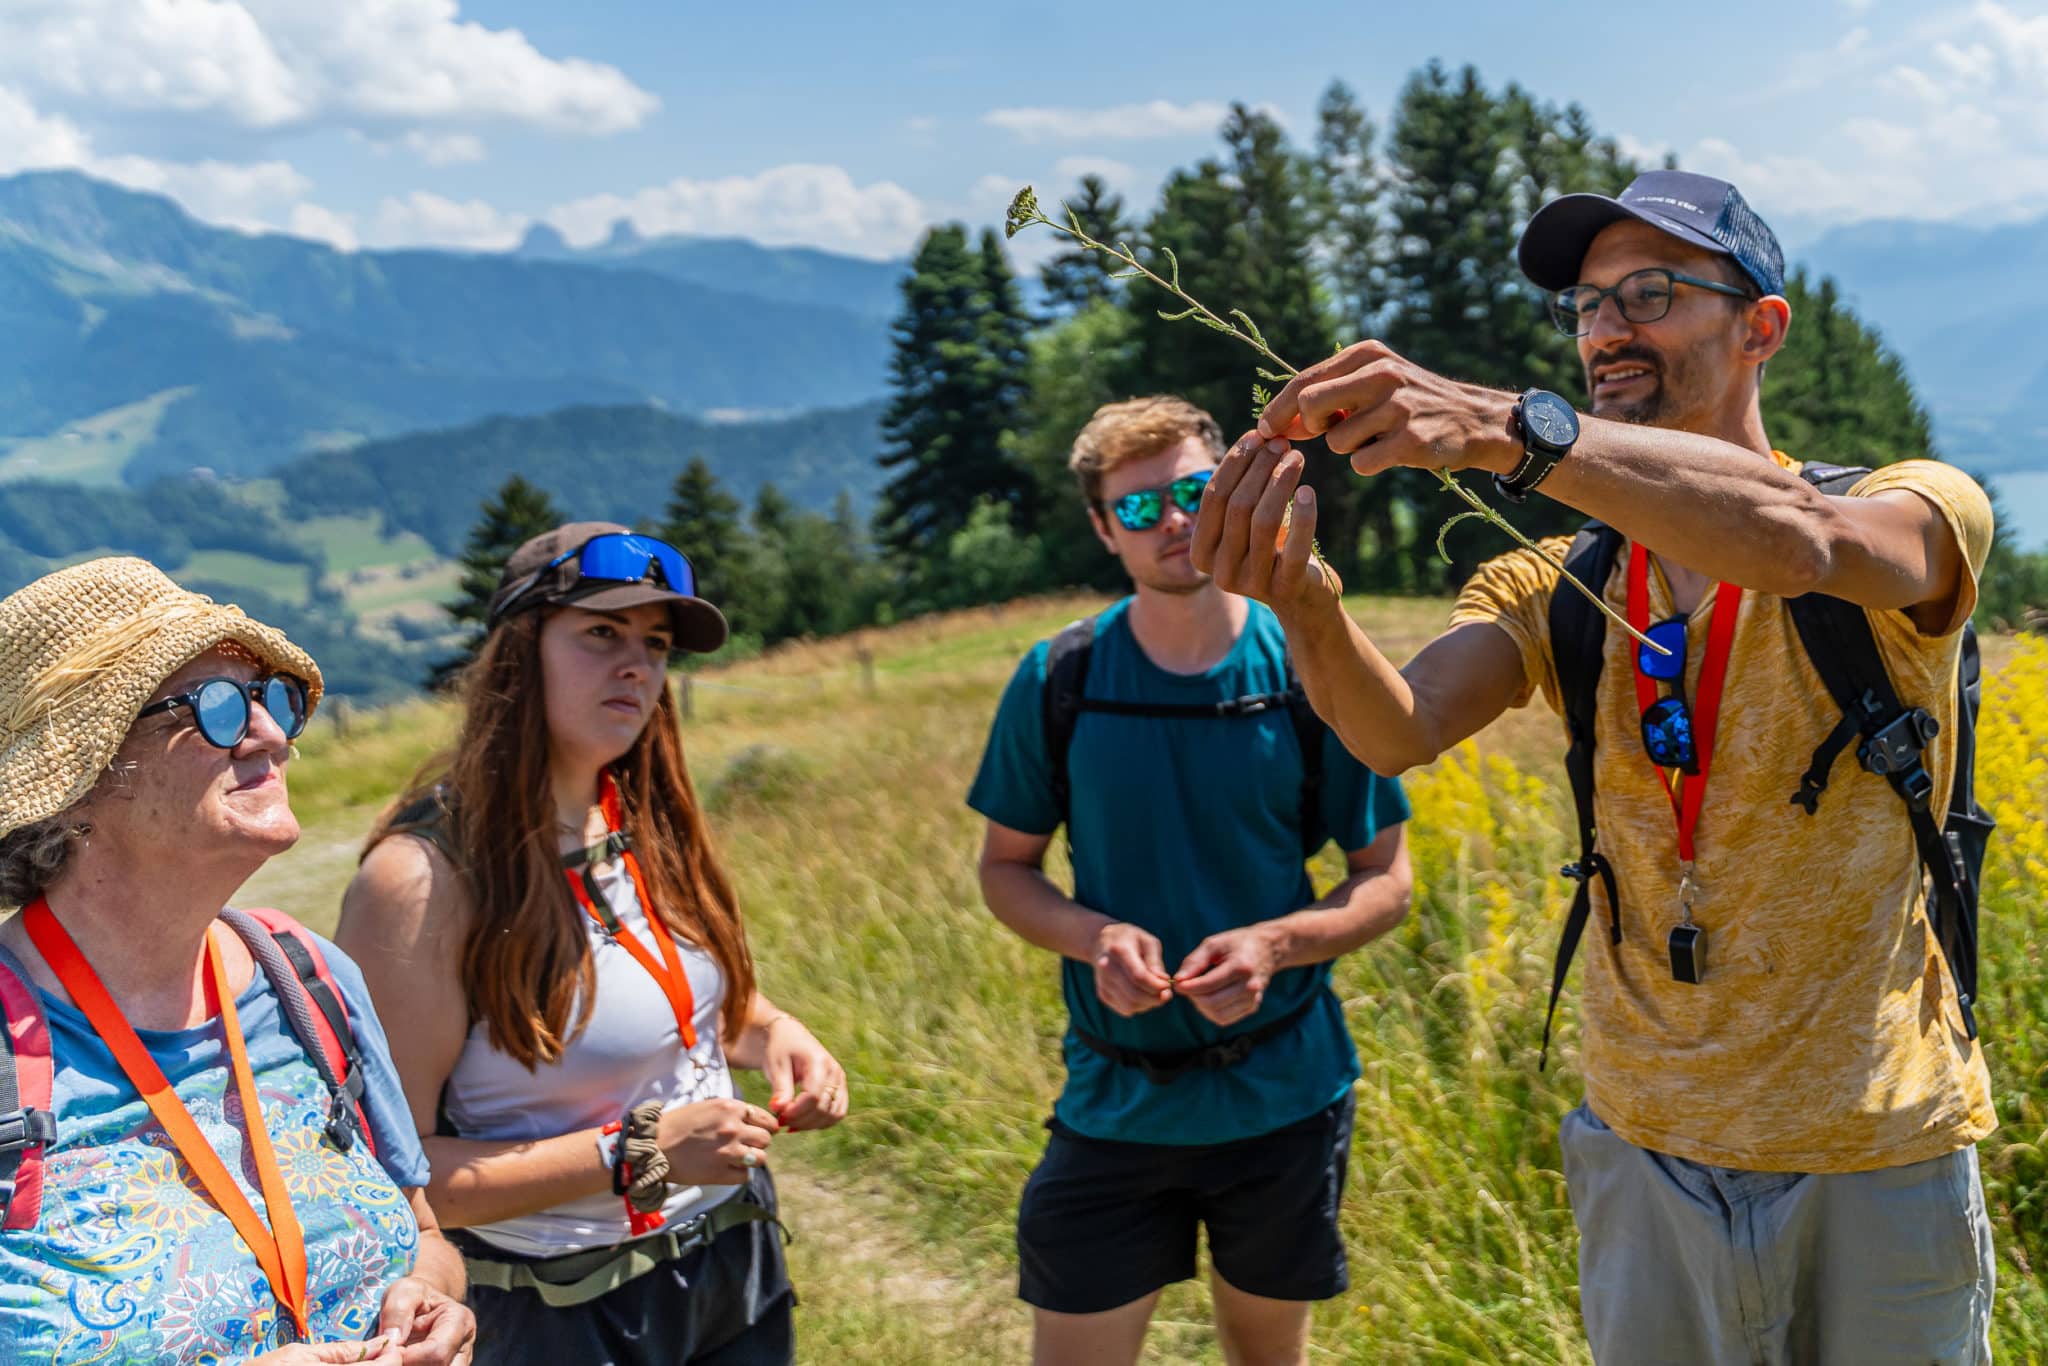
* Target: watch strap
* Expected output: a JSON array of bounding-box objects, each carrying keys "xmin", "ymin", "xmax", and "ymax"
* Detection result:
[{"xmin": 1494, "ymin": 392, "xmax": 1570, "ymax": 504}]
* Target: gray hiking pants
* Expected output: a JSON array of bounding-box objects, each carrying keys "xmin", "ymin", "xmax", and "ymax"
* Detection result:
[{"xmin": 1559, "ymin": 1103, "xmax": 1994, "ymax": 1365}]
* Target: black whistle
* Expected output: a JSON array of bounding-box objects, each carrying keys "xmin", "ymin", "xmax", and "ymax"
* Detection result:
[{"xmin": 1668, "ymin": 924, "xmax": 1706, "ymax": 985}]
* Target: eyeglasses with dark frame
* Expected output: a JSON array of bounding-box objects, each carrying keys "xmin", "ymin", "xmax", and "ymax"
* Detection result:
[
  {"xmin": 1549, "ymin": 267, "xmax": 1756, "ymax": 337},
  {"xmin": 138, "ymin": 674, "xmax": 310, "ymax": 749}
]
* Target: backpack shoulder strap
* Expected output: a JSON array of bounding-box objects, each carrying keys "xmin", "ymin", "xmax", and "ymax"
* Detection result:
[
  {"xmin": 1541, "ymin": 521, "xmax": 1625, "ymax": 1067},
  {"xmin": 1282, "ymin": 654, "xmax": 1327, "ymax": 858},
  {"xmin": 0, "ymin": 943, "xmax": 56, "ymax": 1231},
  {"xmin": 383, "ymin": 786, "xmax": 460, "ymax": 868},
  {"xmin": 1042, "ymin": 616, "xmax": 1098, "ymax": 831},
  {"xmin": 1781, "ymin": 460, "xmax": 1983, "ymax": 1037},
  {"xmin": 219, "ymin": 908, "xmax": 376, "ymax": 1157}
]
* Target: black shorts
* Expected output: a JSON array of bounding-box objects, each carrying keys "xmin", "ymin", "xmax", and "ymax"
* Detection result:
[
  {"xmin": 467, "ymin": 1169, "xmax": 794, "ymax": 1366},
  {"xmin": 1016, "ymin": 1090, "xmax": 1355, "ymax": 1314}
]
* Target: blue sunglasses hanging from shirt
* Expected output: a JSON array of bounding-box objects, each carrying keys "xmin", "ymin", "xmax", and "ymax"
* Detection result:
[{"xmin": 1637, "ymin": 616, "xmax": 1695, "ymax": 770}]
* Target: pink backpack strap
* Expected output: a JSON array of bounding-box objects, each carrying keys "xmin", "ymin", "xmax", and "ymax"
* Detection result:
[
  {"xmin": 0, "ymin": 944, "xmax": 56, "ymax": 1231},
  {"xmin": 218, "ymin": 908, "xmax": 376, "ymax": 1159}
]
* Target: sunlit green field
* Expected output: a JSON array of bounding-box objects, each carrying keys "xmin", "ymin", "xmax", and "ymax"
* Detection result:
[{"xmin": 241, "ymin": 596, "xmax": 2048, "ymax": 1364}]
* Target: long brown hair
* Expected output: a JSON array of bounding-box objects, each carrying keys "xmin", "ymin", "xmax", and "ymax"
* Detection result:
[{"xmin": 368, "ymin": 609, "xmax": 756, "ymax": 1068}]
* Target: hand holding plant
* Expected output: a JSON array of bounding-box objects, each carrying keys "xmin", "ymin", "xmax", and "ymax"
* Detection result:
[{"xmin": 1004, "ymin": 186, "xmax": 1659, "ymax": 650}]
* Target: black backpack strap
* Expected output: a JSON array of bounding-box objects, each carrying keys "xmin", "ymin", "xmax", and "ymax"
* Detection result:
[
  {"xmin": 385, "ymin": 786, "xmax": 460, "ymax": 866},
  {"xmin": 1277, "ymin": 659, "xmax": 1327, "ymax": 856},
  {"xmin": 1782, "ymin": 460, "xmax": 1981, "ymax": 1038},
  {"xmin": 1785, "ymin": 591, "xmax": 1979, "ymax": 1039},
  {"xmin": 1042, "ymin": 617, "xmax": 1098, "ymax": 832},
  {"xmin": 1283, "ymin": 657, "xmax": 1326, "ymax": 858},
  {"xmin": 1542, "ymin": 522, "xmax": 1625, "ymax": 1068},
  {"xmin": 221, "ymin": 909, "xmax": 372, "ymax": 1153}
]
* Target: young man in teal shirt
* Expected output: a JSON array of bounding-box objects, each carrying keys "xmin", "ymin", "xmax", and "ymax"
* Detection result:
[{"xmin": 968, "ymin": 396, "xmax": 1413, "ymax": 1366}]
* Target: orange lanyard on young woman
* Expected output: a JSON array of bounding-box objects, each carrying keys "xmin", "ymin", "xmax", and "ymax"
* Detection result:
[
  {"xmin": 1626, "ymin": 544, "xmax": 1742, "ymax": 874},
  {"xmin": 23, "ymin": 897, "xmax": 311, "ymax": 1341},
  {"xmin": 562, "ymin": 770, "xmax": 698, "ymax": 1050}
]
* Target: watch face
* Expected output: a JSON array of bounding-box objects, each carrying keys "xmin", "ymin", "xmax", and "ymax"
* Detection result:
[{"xmin": 1523, "ymin": 391, "xmax": 1579, "ymax": 447}]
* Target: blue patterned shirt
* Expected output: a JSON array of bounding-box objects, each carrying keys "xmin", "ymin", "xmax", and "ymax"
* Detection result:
[{"xmin": 0, "ymin": 930, "xmax": 429, "ymax": 1364}]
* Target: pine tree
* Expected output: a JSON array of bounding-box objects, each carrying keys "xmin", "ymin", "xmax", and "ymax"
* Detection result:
[
  {"xmin": 1307, "ymin": 80, "xmax": 1382, "ymax": 339},
  {"xmin": 1038, "ymin": 175, "xmax": 1132, "ymax": 316},
  {"xmin": 874, "ymin": 224, "xmax": 1035, "ymax": 563},
  {"xmin": 1011, "ymin": 301, "xmax": 1138, "ymax": 591},
  {"xmin": 432, "ymin": 474, "xmax": 562, "ymax": 685},
  {"xmin": 1122, "ymin": 105, "xmax": 1331, "ymax": 431},
  {"xmin": 660, "ymin": 457, "xmax": 744, "ymax": 605},
  {"xmin": 1765, "ymin": 268, "xmax": 1937, "ymax": 468}
]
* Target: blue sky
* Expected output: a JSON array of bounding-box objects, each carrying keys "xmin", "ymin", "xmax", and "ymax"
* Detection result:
[{"xmin": 0, "ymin": 0, "xmax": 2043, "ymax": 261}]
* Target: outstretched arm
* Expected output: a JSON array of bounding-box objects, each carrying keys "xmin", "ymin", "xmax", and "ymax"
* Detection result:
[
  {"xmin": 1253, "ymin": 340, "xmax": 1968, "ymax": 624},
  {"xmin": 1191, "ymin": 438, "xmax": 1531, "ymax": 776}
]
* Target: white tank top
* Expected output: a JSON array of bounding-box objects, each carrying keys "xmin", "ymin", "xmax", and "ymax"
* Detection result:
[{"xmin": 446, "ymin": 859, "xmax": 739, "ymax": 1257}]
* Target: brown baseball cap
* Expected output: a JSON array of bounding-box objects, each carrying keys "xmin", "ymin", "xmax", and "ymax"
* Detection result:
[{"xmin": 486, "ymin": 521, "xmax": 729, "ymax": 653}]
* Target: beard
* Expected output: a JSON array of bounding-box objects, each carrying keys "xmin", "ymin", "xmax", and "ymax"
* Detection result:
[{"xmin": 1584, "ymin": 342, "xmax": 1704, "ymax": 427}]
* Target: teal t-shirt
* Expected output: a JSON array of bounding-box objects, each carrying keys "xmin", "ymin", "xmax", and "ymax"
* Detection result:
[{"xmin": 967, "ymin": 598, "xmax": 1409, "ymax": 1146}]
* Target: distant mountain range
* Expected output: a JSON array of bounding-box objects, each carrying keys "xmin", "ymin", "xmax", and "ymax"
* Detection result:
[
  {"xmin": 511, "ymin": 220, "xmax": 905, "ymax": 320},
  {"xmin": 1796, "ymin": 215, "xmax": 2048, "ymax": 476},
  {"xmin": 280, "ymin": 399, "xmax": 888, "ymax": 556},
  {"xmin": 0, "ymin": 170, "xmax": 903, "ymax": 483}
]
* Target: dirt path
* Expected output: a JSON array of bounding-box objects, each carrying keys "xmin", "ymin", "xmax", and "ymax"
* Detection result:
[{"xmin": 771, "ymin": 1153, "xmax": 1028, "ymax": 1362}]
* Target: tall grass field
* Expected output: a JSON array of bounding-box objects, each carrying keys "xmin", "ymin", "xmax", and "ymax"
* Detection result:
[{"xmin": 240, "ymin": 594, "xmax": 2048, "ymax": 1364}]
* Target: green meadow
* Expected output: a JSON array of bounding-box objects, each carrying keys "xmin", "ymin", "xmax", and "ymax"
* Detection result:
[{"xmin": 239, "ymin": 596, "xmax": 2048, "ymax": 1364}]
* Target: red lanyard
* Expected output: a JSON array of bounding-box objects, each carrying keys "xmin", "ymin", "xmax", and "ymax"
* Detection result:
[
  {"xmin": 563, "ymin": 770, "xmax": 698, "ymax": 1050},
  {"xmin": 24, "ymin": 898, "xmax": 311, "ymax": 1341},
  {"xmin": 1627, "ymin": 545, "xmax": 1742, "ymax": 865}
]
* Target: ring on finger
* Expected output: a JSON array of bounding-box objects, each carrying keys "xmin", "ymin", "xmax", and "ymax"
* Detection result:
[{"xmin": 741, "ymin": 1148, "xmax": 761, "ymax": 1168}]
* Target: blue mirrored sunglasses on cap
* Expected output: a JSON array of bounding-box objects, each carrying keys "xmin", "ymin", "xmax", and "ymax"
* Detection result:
[
  {"xmin": 1109, "ymin": 470, "xmax": 1213, "ymax": 532},
  {"xmin": 498, "ymin": 532, "xmax": 698, "ymax": 622},
  {"xmin": 139, "ymin": 675, "xmax": 310, "ymax": 749},
  {"xmin": 542, "ymin": 532, "xmax": 696, "ymax": 597}
]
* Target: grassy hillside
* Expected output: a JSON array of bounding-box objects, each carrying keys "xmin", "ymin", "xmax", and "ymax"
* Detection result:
[{"xmin": 241, "ymin": 597, "xmax": 2048, "ymax": 1364}]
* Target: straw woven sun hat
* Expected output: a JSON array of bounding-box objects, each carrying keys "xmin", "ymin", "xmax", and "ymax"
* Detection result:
[{"xmin": 0, "ymin": 557, "xmax": 323, "ymax": 839}]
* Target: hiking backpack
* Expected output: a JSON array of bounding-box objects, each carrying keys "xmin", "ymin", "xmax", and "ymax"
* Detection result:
[
  {"xmin": 0, "ymin": 906, "xmax": 377, "ymax": 1230},
  {"xmin": 1041, "ymin": 614, "xmax": 1329, "ymax": 856},
  {"xmin": 1541, "ymin": 463, "xmax": 1993, "ymax": 1064}
]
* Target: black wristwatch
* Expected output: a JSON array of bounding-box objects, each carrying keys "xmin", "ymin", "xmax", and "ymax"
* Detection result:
[{"xmin": 1493, "ymin": 389, "xmax": 1580, "ymax": 504}]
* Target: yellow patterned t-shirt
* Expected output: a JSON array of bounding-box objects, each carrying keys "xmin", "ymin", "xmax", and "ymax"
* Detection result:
[{"xmin": 1450, "ymin": 456, "xmax": 1996, "ymax": 1173}]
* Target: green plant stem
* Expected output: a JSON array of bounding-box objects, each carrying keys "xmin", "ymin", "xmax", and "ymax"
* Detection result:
[{"xmin": 1004, "ymin": 187, "xmax": 1662, "ymax": 655}]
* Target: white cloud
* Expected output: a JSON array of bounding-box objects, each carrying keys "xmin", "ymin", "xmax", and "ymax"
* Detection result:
[
  {"xmin": 0, "ymin": 84, "xmax": 92, "ymax": 172},
  {"xmin": 545, "ymin": 165, "xmax": 929, "ymax": 260},
  {"xmin": 288, "ymin": 202, "xmax": 357, "ymax": 251},
  {"xmin": 368, "ymin": 191, "xmax": 528, "ymax": 251},
  {"xmin": 1666, "ymin": 2, "xmax": 2048, "ymax": 229},
  {"xmin": 402, "ymin": 131, "xmax": 487, "ymax": 166},
  {"xmin": 985, "ymin": 99, "xmax": 1233, "ymax": 143},
  {"xmin": 90, "ymin": 155, "xmax": 310, "ymax": 230},
  {"xmin": 0, "ymin": 0, "xmax": 656, "ymax": 135}
]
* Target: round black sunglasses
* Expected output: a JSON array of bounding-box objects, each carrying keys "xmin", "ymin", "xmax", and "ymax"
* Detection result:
[{"xmin": 139, "ymin": 675, "xmax": 310, "ymax": 749}]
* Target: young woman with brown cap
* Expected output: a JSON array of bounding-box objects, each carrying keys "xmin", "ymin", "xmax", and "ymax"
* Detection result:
[
  {"xmin": 337, "ymin": 524, "xmax": 847, "ymax": 1366},
  {"xmin": 0, "ymin": 556, "xmax": 474, "ymax": 1364}
]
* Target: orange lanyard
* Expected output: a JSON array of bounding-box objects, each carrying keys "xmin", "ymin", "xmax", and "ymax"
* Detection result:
[
  {"xmin": 24, "ymin": 898, "xmax": 311, "ymax": 1341},
  {"xmin": 563, "ymin": 771, "xmax": 698, "ymax": 1050}
]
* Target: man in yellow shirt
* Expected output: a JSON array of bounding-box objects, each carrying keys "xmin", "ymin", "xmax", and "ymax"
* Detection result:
[{"xmin": 1192, "ymin": 170, "xmax": 1995, "ymax": 1364}]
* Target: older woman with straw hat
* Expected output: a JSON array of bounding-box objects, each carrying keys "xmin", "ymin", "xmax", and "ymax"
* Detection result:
[{"xmin": 0, "ymin": 557, "xmax": 475, "ymax": 1365}]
